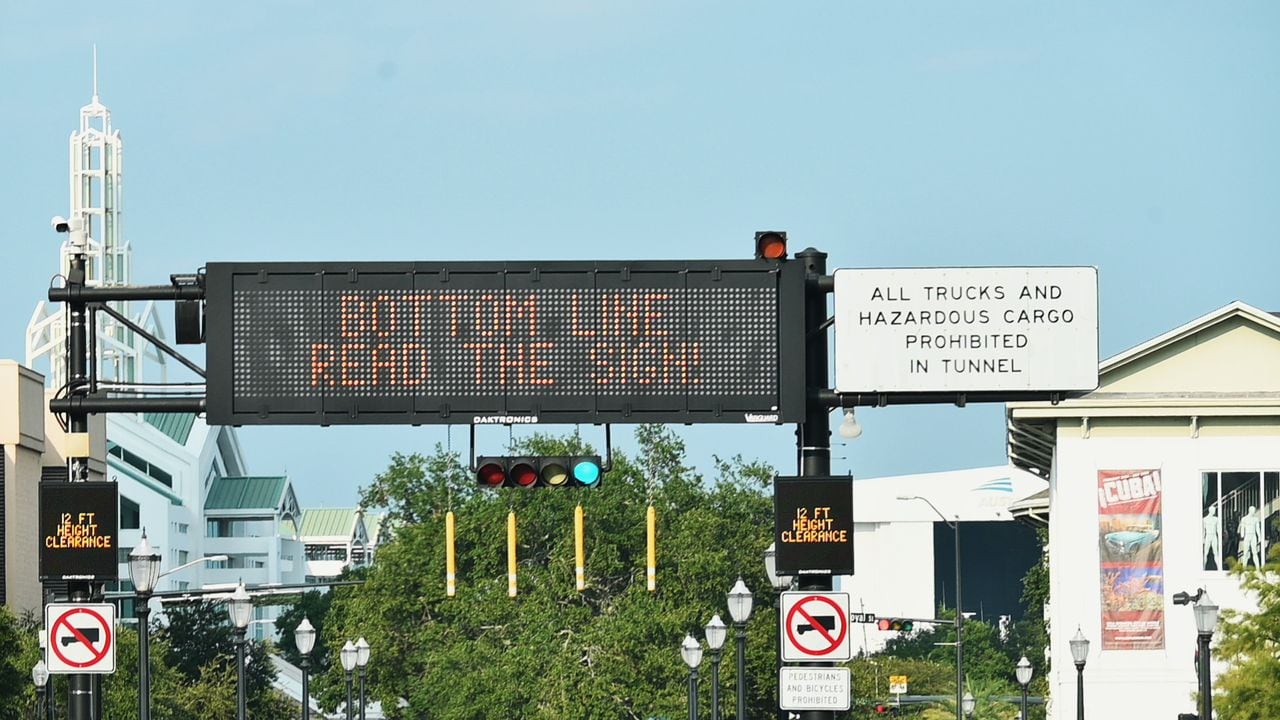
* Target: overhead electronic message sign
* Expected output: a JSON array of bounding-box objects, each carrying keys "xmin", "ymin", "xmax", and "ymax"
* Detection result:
[
  {"xmin": 833, "ymin": 266, "xmax": 1099, "ymax": 394},
  {"xmin": 40, "ymin": 482, "xmax": 119, "ymax": 581},
  {"xmin": 205, "ymin": 261, "xmax": 805, "ymax": 426},
  {"xmin": 774, "ymin": 476, "xmax": 855, "ymax": 575}
]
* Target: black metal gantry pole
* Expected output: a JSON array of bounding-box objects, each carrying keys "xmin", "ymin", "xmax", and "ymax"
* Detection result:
[
  {"xmin": 65, "ymin": 230, "xmax": 94, "ymax": 720},
  {"xmin": 796, "ymin": 247, "xmax": 832, "ymax": 720},
  {"xmin": 954, "ymin": 521, "xmax": 964, "ymax": 719}
]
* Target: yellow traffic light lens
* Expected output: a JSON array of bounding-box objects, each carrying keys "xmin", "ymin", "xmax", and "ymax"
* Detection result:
[{"xmin": 542, "ymin": 463, "xmax": 569, "ymax": 486}]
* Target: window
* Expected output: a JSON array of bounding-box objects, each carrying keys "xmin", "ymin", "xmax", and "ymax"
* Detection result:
[
  {"xmin": 118, "ymin": 546, "xmax": 133, "ymax": 564},
  {"xmin": 109, "ymin": 444, "xmax": 174, "ymax": 488},
  {"xmin": 1201, "ymin": 471, "xmax": 1280, "ymax": 571},
  {"xmin": 206, "ymin": 517, "xmax": 276, "ymax": 538},
  {"xmin": 120, "ymin": 496, "xmax": 141, "ymax": 530}
]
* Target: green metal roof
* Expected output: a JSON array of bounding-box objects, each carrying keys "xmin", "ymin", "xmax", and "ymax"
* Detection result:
[
  {"xmin": 204, "ymin": 476, "xmax": 288, "ymax": 511},
  {"xmin": 299, "ymin": 508, "xmax": 357, "ymax": 539},
  {"xmin": 143, "ymin": 412, "xmax": 196, "ymax": 445}
]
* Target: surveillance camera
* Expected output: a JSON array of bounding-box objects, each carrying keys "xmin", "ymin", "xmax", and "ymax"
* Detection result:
[{"xmin": 51, "ymin": 216, "xmax": 70, "ymax": 233}]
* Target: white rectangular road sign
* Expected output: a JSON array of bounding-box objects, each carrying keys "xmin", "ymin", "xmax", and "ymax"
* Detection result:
[
  {"xmin": 45, "ymin": 603, "xmax": 116, "ymax": 674},
  {"xmin": 779, "ymin": 667, "xmax": 851, "ymax": 711},
  {"xmin": 833, "ymin": 267, "xmax": 1098, "ymax": 393},
  {"xmin": 780, "ymin": 591, "xmax": 852, "ymax": 662}
]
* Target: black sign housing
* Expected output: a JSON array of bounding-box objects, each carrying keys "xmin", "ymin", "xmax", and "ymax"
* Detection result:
[
  {"xmin": 205, "ymin": 260, "xmax": 806, "ymax": 426},
  {"xmin": 40, "ymin": 482, "xmax": 119, "ymax": 581},
  {"xmin": 774, "ymin": 476, "xmax": 855, "ymax": 575}
]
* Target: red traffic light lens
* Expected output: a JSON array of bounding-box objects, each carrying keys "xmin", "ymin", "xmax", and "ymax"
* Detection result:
[
  {"xmin": 478, "ymin": 462, "xmax": 506, "ymax": 486},
  {"xmin": 511, "ymin": 462, "xmax": 538, "ymax": 487},
  {"xmin": 877, "ymin": 619, "xmax": 891, "ymax": 631},
  {"xmin": 755, "ymin": 231, "xmax": 787, "ymax": 260}
]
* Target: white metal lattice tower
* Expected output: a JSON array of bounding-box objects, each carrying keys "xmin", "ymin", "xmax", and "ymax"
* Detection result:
[{"xmin": 27, "ymin": 48, "xmax": 167, "ymax": 389}]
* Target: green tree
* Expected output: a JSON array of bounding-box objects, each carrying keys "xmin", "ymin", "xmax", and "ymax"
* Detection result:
[
  {"xmin": 0, "ymin": 605, "xmax": 32, "ymax": 720},
  {"xmin": 1214, "ymin": 544, "xmax": 1280, "ymax": 719},
  {"xmin": 155, "ymin": 600, "xmax": 281, "ymax": 716},
  {"xmin": 315, "ymin": 426, "xmax": 780, "ymax": 720}
]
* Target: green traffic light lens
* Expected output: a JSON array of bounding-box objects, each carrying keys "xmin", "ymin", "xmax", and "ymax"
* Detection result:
[{"xmin": 572, "ymin": 460, "xmax": 601, "ymax": 486}]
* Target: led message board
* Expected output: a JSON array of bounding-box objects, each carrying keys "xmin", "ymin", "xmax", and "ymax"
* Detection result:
[
  {"xmin": 205, "ymin": 261, "xmax": 805, "ymax": 426},
  {"xmin": 40, "ymin": 482, "xmax": 119, "ymax": 581}
]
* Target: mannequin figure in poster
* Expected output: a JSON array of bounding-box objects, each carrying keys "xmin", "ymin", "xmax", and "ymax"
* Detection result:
[
  {"xmin": 1203, "ymin": 504, "xmax": 1222, "ymax": 570},
  {"xmin": 1238, "ymin": 506, "xmax": 1263, "ymax": 569}
]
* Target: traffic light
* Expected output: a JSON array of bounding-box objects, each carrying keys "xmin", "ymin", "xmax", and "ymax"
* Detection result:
[
  {"xmin": 754, "ymin": 230, "xmax": 788, "ymax": 260},
  {"xmin": 876, "ymin": 618, "xmax": 914, "ymax": 632},
  {"xmin": 475, "ymin": 456, "xmax": 604, "ymax": 488},
  {"xmin": 873, "ymin": 704, "xmax": 898, "ymax": 715}
]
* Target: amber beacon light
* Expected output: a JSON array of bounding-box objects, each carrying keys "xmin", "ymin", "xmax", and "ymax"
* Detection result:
[{"xmin": 754, "ymin": 230, "xmax": 788, "ymax": 260}]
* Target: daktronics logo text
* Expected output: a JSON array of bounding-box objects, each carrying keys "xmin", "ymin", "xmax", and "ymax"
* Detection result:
[
  {"xmin": 472, "ymin": 415, "xmax": 539, "ymax": 425},
  {"xmin": 1097, "ymin": 470, "xmax": 1161, "ymax": 508}
]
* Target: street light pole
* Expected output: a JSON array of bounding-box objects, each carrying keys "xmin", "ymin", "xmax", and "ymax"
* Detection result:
[
  {"xmin": 1069, "ymin": 627, "xmax": 1090, "ymax": 720},
  {"xmin": 727, "ymin": 578, "xmax": 754, "ymax": 720},
  {"xmin": 32, "ymin": 660, "xmax": 49, "ymax": 720},
  {"xmin": 1015, "ymin": 656, "xmax": 1033, "ymax": 720},
  {"xmin": 228, "ymin": 581, "xmax": 253, "ymax": 720},
  {"xmin": 898, "ymin": 495, "xmax": 963, "ymax": 719},
  {"xmin": 682, "ymin": 634, "xmax": 704, "ymax": 720},
  {"xmin": 705, "ymin": 615, "xmax": 727, "ymax": 720},
  {"xmin": 1193, "ymin": 592, "xmax": 1219, "ymax": 720},
  {"xmin": 355, "ymin": 637, "xmax": 370, "ymax": 720},
  {"xmin": 295, "ymin": 618, "xmax": 317, "ymax": 720},
  {"xmin": 128, "ymin": 532, "xmax": 161, "ymax": 720},
  {"xmin": 341, "ymin": 641, "xmax": 358, "ymax": 720}
]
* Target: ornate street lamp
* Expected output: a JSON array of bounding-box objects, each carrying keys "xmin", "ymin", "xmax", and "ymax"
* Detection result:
[
  {"xmin": 727, "ymin": 578, "xmax": 753, "ymax": 720},
  {"xmin": 962, "ymin": 690, "xmax": 975, "ymax": 718},
  {"xmin": 32, "ymin": 660, "xmax": 49, "ymax": 720},
  {"xmin": 355, "ymin": 637, "xmax": 371, "ymax": 720},
  {"xmin": 227, "ymin": 581, "xmax": 253, "ymax": 720},
  {"xmin": 128, "ymin": 532, "xmax": 162, "ymax": 720},
  {"xmin": 705, "ymin": 615, "xmax": 727, "ymax": 720},
  {"xmin": 295, "ymin": 617, "xmax": 317, "ymax": 720},
  {"xmin": 1194, "ymin": 592, "xmax": 1219, "ymax": 720},
  {"xmin": 1069, "ymin": 627, "xmax": 1090, "ymax": 720},
  {"xmin": 1015, "ymin": 656, "xmax": 1033, "ymax": 720},
  {"xmin": 341, "ymin": 640, "xmax": 358, "ymax": 720},
  {"xmin": 681, "ymin": 634, "xmax": 704, "ymax": 720}
]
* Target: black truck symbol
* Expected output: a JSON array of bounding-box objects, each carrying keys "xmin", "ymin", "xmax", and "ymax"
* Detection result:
[
  {"xmin": 796, "ymin": 616, "xmax": 836, "ymax": 635},
  {"xmin": 61, "ymin": 627, "xmax": 100, "ymax": 646}
]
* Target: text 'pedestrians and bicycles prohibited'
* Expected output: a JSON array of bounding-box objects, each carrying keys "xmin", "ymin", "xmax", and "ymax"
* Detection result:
[
  {"xmin": 781, "ymin": 591, "xmax": 852, "ymax": 661},
  {"xmin": 45, "ymin": 603, "xmax": 115, "ymax": 674},
  {"xmin": 779, "ymin": 667, "xmax": 851, "ymax": 711}
]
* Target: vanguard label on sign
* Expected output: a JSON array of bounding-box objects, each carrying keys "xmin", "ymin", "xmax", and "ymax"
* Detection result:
[{"xmin": 833, "ymin": 267, "xmax": 1099, "ymax": 393}]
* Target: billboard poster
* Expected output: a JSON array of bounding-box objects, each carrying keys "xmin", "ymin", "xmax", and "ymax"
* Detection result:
[{"xmin": 1097, "ymin": 469, "xmax": 1165, "ymax": 650}]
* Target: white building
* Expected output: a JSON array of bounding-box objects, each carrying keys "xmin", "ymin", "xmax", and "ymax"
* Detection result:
[
  {"xmin": 298, "ymin": 508, "xmax": 380, "ymax": 581},
  {"xmin": 24, "ymin": 66, "xmax": 308, "ymax": 639},
  {"xmin": 842, "ymin": 465, "xmax": 1047, "ymax": 655},
  {"xmin": 1007, "ymin": 301, "xmax": 1280, "ymax": 720}
]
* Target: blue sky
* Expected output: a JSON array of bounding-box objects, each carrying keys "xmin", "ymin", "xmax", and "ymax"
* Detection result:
[{"xmin": 2, "ymin": 2, "xmax": 1278, "ymax": 508}]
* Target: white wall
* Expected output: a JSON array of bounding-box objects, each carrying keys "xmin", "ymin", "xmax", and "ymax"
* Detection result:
[
  {"xmin": 841, "ymin": 520, "xmax": 937, "ymax": 655},
  {"xmin": 1048, "ymin": 429, "xmax": 1267, "ymax": 720}
]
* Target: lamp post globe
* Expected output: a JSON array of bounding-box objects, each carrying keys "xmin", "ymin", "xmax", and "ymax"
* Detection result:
[
  {"xmin": 32, "ymin": 659, "xmax": 49, "ymax": 720},
  {"xmin": 295, "ymin": 617, "xmax": 317, "ymax": 656},
  {"xmin": 763, "ymin": 543, "xmax": 792, "ymax": 591},
  {"xmin": 1015, "ymin": 656, "xmax": 1033, "ymax": 720},
  {"xmin": 295, "ymin": 617, "xmax": 317, "ymax": 720},
  {"xmin": 228, "ymin": 581, "xmax": 253, "ymax": 630},
  {"xmin": 341, "ymin": 640, "xmax": 358, "ymax": 720},
  {"xmin": 962, "ymin": 690, "xmax": 975, "ymax": 718},
  {"xmin": 128, "ymin": 532, "xmax": 162, "ymax": 595},
  {"xmin": 727, "ymin": 578, "xmax": 753, "ymax": 625},
  {"xmin": 1194, "ymin": 592, "xmax": 1219, "ymax": 635}
]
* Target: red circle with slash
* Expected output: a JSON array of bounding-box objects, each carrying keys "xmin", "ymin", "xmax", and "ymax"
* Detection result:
[
  {"xmin": 51, "ymin": 607, "xmax": 113, "ymax": 669},
  {"xmin": 785, "ymin": 594, "xmax": 848, "ymax": 657}
]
